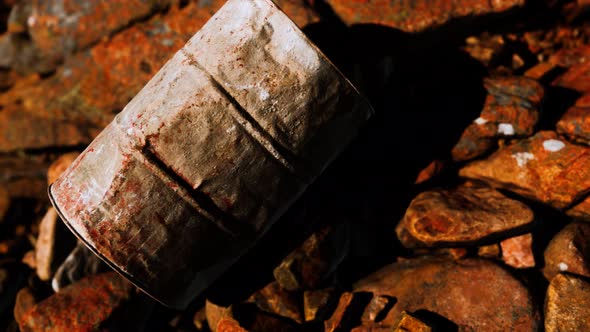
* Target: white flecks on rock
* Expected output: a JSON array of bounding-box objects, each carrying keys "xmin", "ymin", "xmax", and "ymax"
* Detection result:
[
  {"xmin": 474, "ymin": 117, "xmax": 488, "ymax": 125},
  {"xmin": 497, "ymin": 123, "xmax": 515, "ymax": 136},
  {"xmin": 259, "ymin": 89, "xmax": 270, "ymax": 101},
  {"xmin": 511, "ymin": 152, "xmax": 535, "ymax": 167},
  {"xmin": 558, "ymin": 262, "xmax": 569, "ymax": 271},
  {"xmin": 543, "ymin": 139, "xmax": 566, "ymax": 152}
]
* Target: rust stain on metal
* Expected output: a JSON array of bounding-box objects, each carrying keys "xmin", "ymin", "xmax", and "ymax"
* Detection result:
[{"xmin": 49, "ymin": 0, "xmax": 372, "ymax": 309}]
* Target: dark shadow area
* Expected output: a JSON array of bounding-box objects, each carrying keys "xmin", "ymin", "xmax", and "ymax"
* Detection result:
[{"xmin": 412, "ymin": 309, "xmax": 459, "ymax": 332}]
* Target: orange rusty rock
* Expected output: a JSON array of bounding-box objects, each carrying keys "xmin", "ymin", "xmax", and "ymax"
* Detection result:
[
  {"xmin": 545, "ymin": 273, "xmax": 590, "ymax": 332},
  {"xmin": 206, "ymin": 300, "xmax": 233, "ymax": 332},
  {"xmin": 553, "ymin": 60, "xmax": 590, "ymax": 92},
  {"xmin": 354, "ymin": 257, "xmax": 540, "ymax": 331},
  {"xmin": 274, "ymin": 223, "xmax": 349, "ymax": 291},
  {"xmin": 460, "ymin": 131, "xmax": 590, "ymax": 209},
  {"xmin": 549, "ymin": 44, "xmax": 590, "ymax": 68},
  {"xmin": 500, "ymin": 233, "xmax": 535, "ymax": 269},
  {"xmin": 216, "ymin": 317, "xmax": 249, "ymax": 332},
  {"xmin": 557, "ymin": 92, "xmax": 590, "ymax": 144},
  {"xmin": 247, "ymin": 282, "xmax": 303, "ymax": 324},
  {"xmin": 392, "ymin": 311, "xmax": 432, "ymax": 332},
  {"xmin": 303, "ymin": 288, "xmax": 337, "ymax": 322},
  {"xmin": 414, "ymin": 160, "xmax": 445, "ymax": 184},
  {"xmin": 452, "ymin": 76, "xmax": 543, "ymax": 161},
  {"xmin": 396, "ymin": 183, "xmax": 534, "ymax": 248},
  {"xmin": 324, "ymin": 0, "xmax": 524, "ymax": 33},
  {"xmin": 0, "ymin": 154, "xmax": 50, "ymax": 199},
  {"xmin": 13, "ymin": 287, "xmax": 37, "ymax": 324},
  {"xmin": 524, "ymin": 62, "xmax": 555, "ymax": 80},
  {"xmin": 22, "ymin": 0, "xmax": 172, "ymax": 71},
  {"xmin": 47, "ymin": 152, "xmax": 79, "ymax": 185},
  {"xmin": 18, "ymin": 272, "xmax": 134, "ymax": 332},
  {"xmin": 567, "ymin": 194, "xmax": 590, "ymax": 220},
  {"xmin": 324, "ymin": 292, "xmax": 355, "ymax": 332},
  {"xmin": 478, "ymin": 243, "xmax": 501, "ymax": 258},
  {"xmin": 543, "ymin": 221, "xmax": 590, "ymax": 281}
]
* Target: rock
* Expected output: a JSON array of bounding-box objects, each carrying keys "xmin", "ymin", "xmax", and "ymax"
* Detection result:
[
  {"xmin": 0, "ymin": 154, "xmax": 50, "ymax": 199},
  {"xmin": 47, "ymin": 153, "xmax": 79, "ymax": 185},
  {"xmin": 501, "ymin": 233, "xmax": 535, "ymax": 268},
  {"xmin": 13, "ymin": 287, "xmax": 37, "ymax": 323},
  {"xmin": 553, "ymin": 58, "xmax": 590, "ymax": 92},
  {"xmin": 414, "ymin": 160, "xmax": 446, "ymax": 184},
  {"xmin": 206, "ymin": 300, "xmax": 232, "ymax": 332},
  {"xmin": 324, "ymin": 292, "xmax": 356, "ymax": 332},
  {"xmin": 0, "ymin": 186, "xmax": 9, "ymax": 222},
  {"xmin": 21, "ymin": 250, "xmax": 36, "ymax": 269},
  {"xmin": 51, "ymin": 241, "xmax": 110, "ymax": 292},
  {"xmin": 545, "ymin": 273, "xmax": 590, "ymax": 332},
  {"xmin": 303, "ymin": 288, "xmax": 337, "ymax": 322},
  {"xmin": 206, "ymin": 300, "xmax": 298, "ymax": 332},
  {"xmin": 353, "ymin": 258, "xmax": 539, "ymax": 331},
  {"xmin": 35, "ymin": 207, "xmax": 76, "ymax": 281},
  {"xmin": 4, "ymin": 0, "xmax": 172, "ymax": 73},
  {"xmin": 216, "ymin": 317, "xmax": 248, "ymax": 332},
  {"xmin": 324, "ymin": 0, "xmax": 525, "ymax": 33},
  {"xmin": 18, "ymin": 272, "xmax": 134, "ymax": 332},
  {"xmin": 392, "ymin": 311, "xmax": 432, "ymax": 332},
  {"xmin": 396, "ymin": 183, "xmax": 534, "ymax": 248},
  {"xmin": 273, "ymin": 223, "xmax": 349, "ymax": 291},
  {"xmin": 543, "ymin": 221, "xmax": 590, "ymax": 281},
  {"xmin": 567, "ymin": 194, "xmax": 590, "ymax": 220},
  {"xmin": 460, "ymin": 131, "xmax": 590, "ymax": 209},
  {"xmin": 557, "ymin": 93, "xmax": 590, "ymax": 145},
  {"xmin": 478, "ymin": 243, "xmax": 501, "ymax": 258},
  {"xmin": 451, "ymin": 76, "xmax": 544, "ymax": 161},
  {"xmin": 247, "ymin": 282, "xmax": 303, "ymax": 324}
]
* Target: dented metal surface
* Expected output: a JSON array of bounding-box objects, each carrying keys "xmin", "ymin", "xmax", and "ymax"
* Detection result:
[{"xmin": 49, "ymin": 0, "xmax": 372, "ymax": 309}]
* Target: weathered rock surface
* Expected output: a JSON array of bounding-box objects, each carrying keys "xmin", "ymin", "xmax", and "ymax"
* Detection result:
[
  {"xmin": 303, "ymin": 288, "xmax": 337, "ymax": 322},
  {"xmin": 35, "ymin": 207, "xmax": 75, "ymax": 281},
  {"xmin": 543, "ymin": 221, "xmax": 590, "ymax": 281},
  {"xmin": 545, "ymin": 273, "xmax": 590, "ymax": 332},
  {"xmin": 3, "ymin": 0, "xmax": 173, "ymax": 73},
  {"xmin": 396, "ymin": 183, "xmax": 534, "ymax": 248},
  {"xmin": 18, "ymin": 272, "xmax": 134, "ymax": 332},
  {"xmin": 352, "ymin": 258, "xmax": 539, "ymax": 331},
  {"xmin": 325, "ymin": 0, "xmax": 525, "ymax": 33},
  {"xmin": 567, "ymin": 194, "xmax": 590, "ymax": 220},
  {"xmin": 247, "ymin": 281, "xmax": 303, "ymax": 324},
  {"xmin": 274, "ymin": 224, "xmax": 349, "ymax": 291},
  {"xmin": 557, "ymin": 93, "xmax": 590, "ymax": 145},
  {"xmin": 452, "ymin": 76, "xmax": 544, "ymax": 161},
  {"xmin": 13, "ymin": 287, "xmax": 37, "ymax": 324},
  {"xmin": 460, "ymin": 131, "xmax": 590, "ymax": 209},
  {"xmin": 501, "ymin": 233, "xmax": 535, "ymax": 268}
]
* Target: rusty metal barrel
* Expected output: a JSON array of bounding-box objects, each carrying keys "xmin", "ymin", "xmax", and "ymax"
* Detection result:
[{"xmin": 49, "ymin": 0, "xmax": 373, "ymax": 309}]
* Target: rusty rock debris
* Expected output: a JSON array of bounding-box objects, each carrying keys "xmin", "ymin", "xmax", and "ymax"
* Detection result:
[
  {"xmin": 460, "ymin": 131, "xmax": 590, "ymax": 209},
  {"xmin": 543, "ymin": 221, "xmax": 590, "ymax": 281},
  {"xmin": 18, "ymin": 272, "xmax": 134, "ymax": 331},
  {"xmin": 545, "ymin": 273, "xmax": 590, "ymax": 332},
  {"xmin": 328, "ymin": 258, "xmax": 540, "ymax": 331},
  {"xmin": 451, "ymin": 76, "xmax": 544, "ymax": 161},
  {"xmin": 49, "ymin": 0, "xmax": 372, "ymax": 309},
  {"xmin": 396, "ymin": 182, "xmax": 534, "ymax": 248}
]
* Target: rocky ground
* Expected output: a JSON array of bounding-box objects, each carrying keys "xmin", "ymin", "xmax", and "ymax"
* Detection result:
[{"xmin": 2, "ymin": 0, "xmax": 590, "ymax": 331}]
